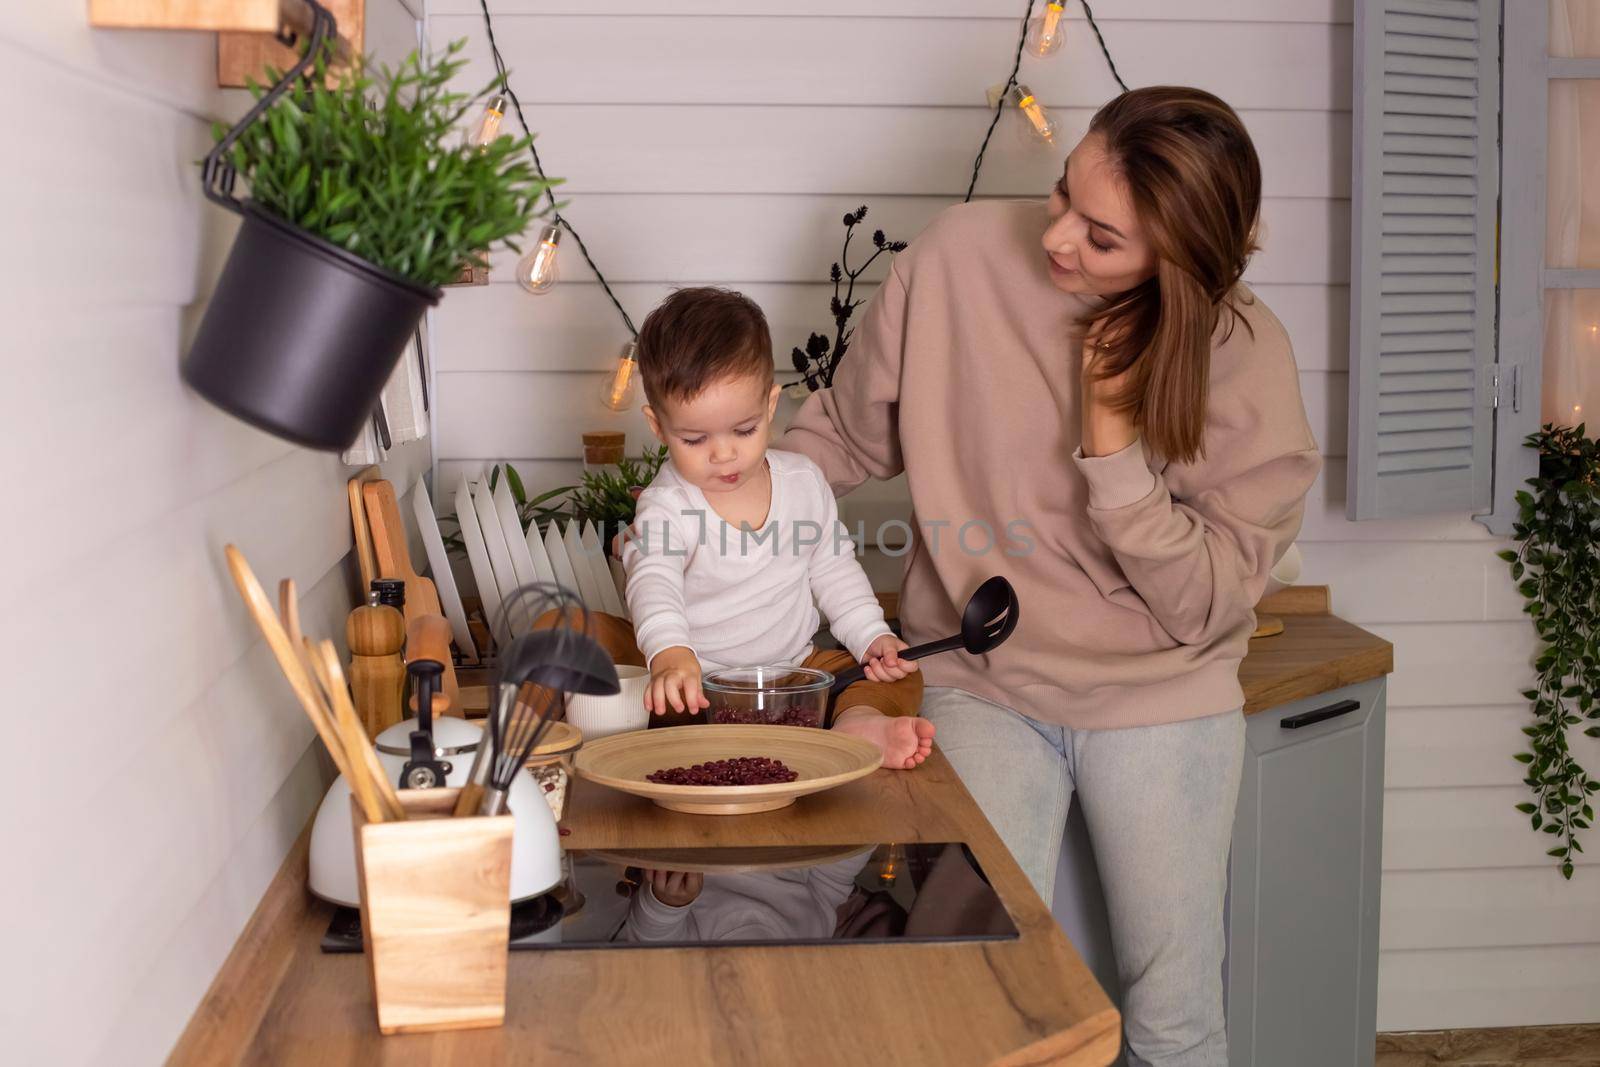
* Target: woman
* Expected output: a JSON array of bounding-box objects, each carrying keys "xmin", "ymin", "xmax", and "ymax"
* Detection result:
[{"xmin": 780, "ymin": 86, "xmax": 1320, "ymax": 1066}]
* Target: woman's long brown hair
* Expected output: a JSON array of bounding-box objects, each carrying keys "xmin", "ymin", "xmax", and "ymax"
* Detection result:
[{"xmin": 1082, "ymin": 87, "xmax": 1261, "ymax": 464}]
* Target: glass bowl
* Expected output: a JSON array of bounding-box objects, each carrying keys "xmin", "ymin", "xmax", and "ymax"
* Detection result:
[{"xmin": 701, "ymin": 665, "xmax": 833, "ymax": 728}]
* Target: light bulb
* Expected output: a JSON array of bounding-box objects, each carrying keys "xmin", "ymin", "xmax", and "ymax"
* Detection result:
[
  {"xmin": 1011, "ymin": 83, "xmax": 1059, "ymax": 146},
  {"xmin": 601, "ymin": 341, "xmax": 640, "ymax": 411},
  {"xmin": 468, "ymin": 94, "xmax": 507, "ymax": 149},
  {"xmin": 516, "ymin": 224, "xmax": 562, "ymax": 294},
  {"xmin": 1026, "ymin": 2, "xmax": 1067, "ymax": 58}
]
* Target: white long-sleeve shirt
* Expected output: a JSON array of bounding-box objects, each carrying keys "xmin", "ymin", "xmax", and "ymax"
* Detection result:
[{"xmin": 621, "ymin": 448, "xmax": 892, "ymax": 672}]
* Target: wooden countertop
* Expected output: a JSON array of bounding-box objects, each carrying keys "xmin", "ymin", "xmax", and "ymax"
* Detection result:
[
  {"xmin": 168, "ymin": 587, "xmax": 1389, "ymax": 1067},
  {"xmin": 170, "ymin": 748, "xmax": 1122, "ymax": 1067},
  {"xmin": 1240, "ymin": 586, "xmax": 1393, "ymax": 715}
]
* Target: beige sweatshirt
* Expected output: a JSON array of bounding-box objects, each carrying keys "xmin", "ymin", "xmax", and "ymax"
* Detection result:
[{"xmin": 780, "ymin": 199, "xmax": 1321, "ymax": 730}]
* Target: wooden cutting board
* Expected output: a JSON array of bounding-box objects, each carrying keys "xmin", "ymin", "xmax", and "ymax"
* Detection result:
[
  {"xmin": 363, "ymin": 480, "xmax": 443, "ymax": 617},
  {"xmin": 363, "ymin": 480, "xmax": 460, "ymax": 714},
  {"xmin": 346, "ymin": 467, "xmax": 382, "ymax": 592}
]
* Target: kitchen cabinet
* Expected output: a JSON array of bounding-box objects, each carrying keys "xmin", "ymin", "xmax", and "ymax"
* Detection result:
[{"xmin": 1226, "ymin": 676, "xmax": 1385, "ymax": 1067}]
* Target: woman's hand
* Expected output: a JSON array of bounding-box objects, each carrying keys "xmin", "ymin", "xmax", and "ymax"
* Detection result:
[
  {"xmin": 646, "ymin": 646, "xmax": 710, "ymax": 715},
  {"xmin": 861, "ymin": 634, "xmax": 919, "ymax": 683},
  {"xmin": 1080, "ymin": 321, "xmax": 1140, "ymax": 458}
]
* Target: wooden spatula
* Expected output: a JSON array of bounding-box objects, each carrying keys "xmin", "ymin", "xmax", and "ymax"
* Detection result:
[{"xmin": 224, "ymin": 546, "xmax": 381, "ymax": 822}]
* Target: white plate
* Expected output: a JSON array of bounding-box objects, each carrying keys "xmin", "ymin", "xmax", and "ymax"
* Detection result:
[
  {"xmin": 543, "ymin": 521, "xmax": 586, "ymax": 603},
  {"xmin": 492, "ymin": 475, "xmax": 539, "ymax": 589},
  {"xmin": 453, "ymin": 475, "xmax": 503, "ymax": 645},
  {"xmin": 560, "ymin": 520, "xmax": 602, "ymax": 608},
  {"xmin": 609, "ymin": 556, "xmax": 629, "ymax": 619},
  {"xmin": 412, "ymin": 476, "xmax": 479, "ymax": 663},
  {"xmin": 579, "ymin": 521, "xmax": 627, "ymax": 617},
  {"xmin": 524, "ymin": 515, "xmax": 559, "ymax": 586},
  {"xmin": 472, "ymin": 473, "xmax": 525, "ymax": 634},
  {"xmin": 566, "ymin": 521, "xmax": 617, "ymax": 617}
]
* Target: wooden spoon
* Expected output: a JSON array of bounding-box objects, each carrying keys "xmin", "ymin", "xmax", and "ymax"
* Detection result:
[
  {"xmin": 224, "ymin": 546, "xmax": 372, "ymax": 818},
  {"xmin": 307, "ymin": 638, "xmax": 405, "ymax": 822}
]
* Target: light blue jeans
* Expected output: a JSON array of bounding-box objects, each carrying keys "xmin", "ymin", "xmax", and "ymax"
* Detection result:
[{"xmin": 921, "ymin": 686, "xmax": 1245, "ymax": 1067}]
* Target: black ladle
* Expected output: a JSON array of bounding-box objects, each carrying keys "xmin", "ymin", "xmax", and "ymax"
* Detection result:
[{"xmin": 826, "ymin": 575, "xmax": 1020, "ymax": 702}]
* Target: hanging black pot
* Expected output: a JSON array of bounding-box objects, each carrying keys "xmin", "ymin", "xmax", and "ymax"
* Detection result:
[
  {"xmin": 182, "ymin": 0, "xmax": 442, "ymax": 452},
  {"xmin": 182, "ymin": 203, "xmax": 441, "ymax": 451}
]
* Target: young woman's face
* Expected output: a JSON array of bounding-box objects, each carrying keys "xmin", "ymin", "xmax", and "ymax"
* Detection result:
[{"xmin": 1042, "ymin": 132, "xmax": 1160, "ymax": 296}]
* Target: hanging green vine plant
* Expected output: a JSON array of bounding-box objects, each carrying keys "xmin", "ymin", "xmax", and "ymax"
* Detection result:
[{"xmin": 1499, "ymin": 424, "xmax": 1600, "ymax": 879}]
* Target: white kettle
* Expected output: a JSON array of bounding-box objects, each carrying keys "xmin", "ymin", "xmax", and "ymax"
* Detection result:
[{"xmin": 307, "ymin": 714, "xmax": 562, "ymax": 908}]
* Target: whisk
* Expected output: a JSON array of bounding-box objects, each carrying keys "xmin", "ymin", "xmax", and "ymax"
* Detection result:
[
  {"xmin": 482, "ymin": 684, "xmax": 564, "ymax": 816},
  {"xmin": 458, "ymin": 583, "xmax": 621, "ymax": 817}
]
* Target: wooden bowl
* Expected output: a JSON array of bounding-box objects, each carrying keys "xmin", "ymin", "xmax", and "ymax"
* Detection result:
[
  {"xmin": 572, "ymin": 725, "xmax": 883, "ymax": 815},
  {"xmin": 525, "ymin": 721, "xmax": 583, "ymax": 765}
]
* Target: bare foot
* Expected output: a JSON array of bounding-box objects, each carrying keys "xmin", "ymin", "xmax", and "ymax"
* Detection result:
[{"xmin": 832, "ymin": 708, "xmax": 936, "ymax": 770}]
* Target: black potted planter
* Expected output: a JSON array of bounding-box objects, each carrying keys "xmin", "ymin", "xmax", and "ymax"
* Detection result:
[
  {"xmin": 182, "ymin": 203, "xmax": 441, "ymax": 451},
  {"xmin": 184, "ymin": 1, "xmax": 441, "ymax": 452}
]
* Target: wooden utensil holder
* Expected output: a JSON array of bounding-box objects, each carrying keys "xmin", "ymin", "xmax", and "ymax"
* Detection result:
[{"xmin": 353, "ymin": 788, "xmax": 512, "ymax": 1035}]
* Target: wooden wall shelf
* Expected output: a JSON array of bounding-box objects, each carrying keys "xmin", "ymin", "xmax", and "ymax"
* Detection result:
[{"xmin": 87, "ymin": 0, "xmax": 363, "ymax": 88}]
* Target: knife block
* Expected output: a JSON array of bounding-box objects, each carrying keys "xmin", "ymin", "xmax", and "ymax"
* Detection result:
[{"xmin": 353, "ymin": 788, "xmax": 513, "ymax": 1035}]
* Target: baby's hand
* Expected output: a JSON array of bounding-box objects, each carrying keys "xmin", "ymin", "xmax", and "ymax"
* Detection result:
[
  {"xmin": 861, "ymin": 634, "xmax": 919, "ymax": 683},
  {"xmin": 646, "ymin": 868, "xmax": 704, "ymax": 908},
  {"xmin": 646, "ymin": 646, "xmax": 710, "ymax": 715}
]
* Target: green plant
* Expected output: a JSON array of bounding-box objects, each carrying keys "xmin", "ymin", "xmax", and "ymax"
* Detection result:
[
  {"xmin": 489, "ymin": 463, "xmax": 574, "ymax": 532},
  {"xmin": 1499, "ymin": 423, "xmax": 1600, "ymax": 879},
  {"xmin": 216, "ymin": 39, "xmax": 557, "ymax": 288},
  {"xmin": 564, "ymin": 447, "xmax": 670, "ymax": 535}
]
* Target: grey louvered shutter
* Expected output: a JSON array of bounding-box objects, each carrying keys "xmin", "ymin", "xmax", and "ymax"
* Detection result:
[{"xmin": 1347, "ymin": 0, "xmax": 1500, "ymax": 519}]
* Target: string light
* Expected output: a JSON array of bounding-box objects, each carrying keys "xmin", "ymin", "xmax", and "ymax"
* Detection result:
[
  {"xmin": 600, "ymin": 341, "xmax": 640, "ymax": 412},
  {"xmin": 471, "ymin": 0, "xmax": 1127, "ymax": 409},
  {"xmin": 965, "ymin": 0, "xmax": 1124, "ymax": 202},
  {"xmin": 516, "ymin": 223, "xmax": 562, "ymax": 294},
  {"xmin": 468, "ymin": 93, "xmax": 507, "ymax": 148},
  {"xmin": 1010, "ymin": 84, "xmax": 1059, "ymax": 145},
  {"xmin": 476, "ymin": 0, "xmax": 639, "ymax": 335},
  {"xmin": 1026, "ymin": 1, "xmax": 1067, "ymax": 57}
]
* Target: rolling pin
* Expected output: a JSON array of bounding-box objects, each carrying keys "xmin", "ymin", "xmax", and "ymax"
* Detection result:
[
  {"xmin": 347, "ymin": 593, "xmax": 406, "ymax": 737},
  {"xmin": 406, "ymin": 613, "xmax": 461, "ymax": 717}
]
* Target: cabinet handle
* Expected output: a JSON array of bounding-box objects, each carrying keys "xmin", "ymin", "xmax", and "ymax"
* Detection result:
[{"xmin": 1280, "ymin": 699, "xmax": 1361, "ymax": 730}]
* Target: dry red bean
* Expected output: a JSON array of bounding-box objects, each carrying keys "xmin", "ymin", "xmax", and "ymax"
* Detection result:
[
  {"xmin": 646, "ymin": 756, "xmax": 799, "ymax": 786},
  {"xmin": 707, "ymin": 705, "xmax": 822, "ymax": 728}
]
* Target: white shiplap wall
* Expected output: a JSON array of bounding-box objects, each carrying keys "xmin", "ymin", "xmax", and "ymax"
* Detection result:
[
  {"xmin": 425, "ymin": 0, "xmax": 1599, "ymax": 1031},
  {"xmin": 0, "ymin": 4, "xmax": 430, "ymax": 1064}
]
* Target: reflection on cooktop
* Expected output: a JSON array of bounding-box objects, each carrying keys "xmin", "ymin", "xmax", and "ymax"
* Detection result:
[{"xmin": 521, "ymin": 841, "xmax": 1018, "ymax": 950}]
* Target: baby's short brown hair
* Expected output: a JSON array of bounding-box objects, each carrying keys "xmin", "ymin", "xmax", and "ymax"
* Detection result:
[{"xmin": 637, "ymin": 287, "xmax": 773, "ymax": 408}]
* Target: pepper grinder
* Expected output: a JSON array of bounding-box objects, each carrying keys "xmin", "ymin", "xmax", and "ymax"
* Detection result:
[{"xmin": 347, "ymin": 591, "xmax": 406, "ymax": 737}]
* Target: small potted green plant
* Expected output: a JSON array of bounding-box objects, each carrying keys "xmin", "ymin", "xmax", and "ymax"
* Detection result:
[
  {"xmin": 565, "ymin": 445, "xmax": 670, "ymax": 557},
  {"xmin": 184, "ymin": 6, "xmax": 554, "ymax": 451}
]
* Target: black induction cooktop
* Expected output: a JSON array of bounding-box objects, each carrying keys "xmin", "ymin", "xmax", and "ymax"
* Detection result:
[
  {"xmin": 525, "ymin": 841, "xmax": 1016, "ymax": 950},
  {"xmin": 322, "ymin": 842, "xmax": 1017, "ymax": 953}
]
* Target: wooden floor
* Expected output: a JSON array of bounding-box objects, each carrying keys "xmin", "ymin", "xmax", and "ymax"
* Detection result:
[{"xmin": 1376, "ymin": 1024, "xmax": 1600, "ymax": 1066}]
